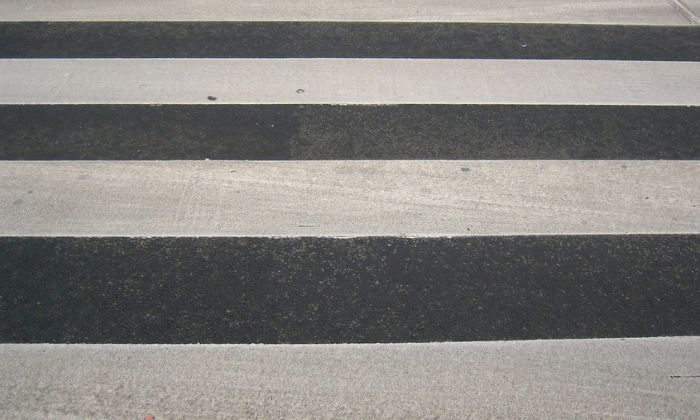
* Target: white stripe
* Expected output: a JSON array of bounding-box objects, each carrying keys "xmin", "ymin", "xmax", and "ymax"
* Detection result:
[
  {"xmin": 1, "ymin": 161, "xmax": 697, "ymax": 237},
  {"xmin": 687, "ymin": 0, "xmax": 700, "ymax": 13},
  {"xmin": 2, "ymin": 59, "xmax": 700, "ymax": 106},
  {"xmin": 1, "ymin": 338, "xmax": 699, "ymax": 418},
  {"xmin": 670, "ymin": 0, "xmax": 700, "ymax": 23},
  {"xmin": 0, "ymin": 0, "xmax": 692, "ymax": 24}
]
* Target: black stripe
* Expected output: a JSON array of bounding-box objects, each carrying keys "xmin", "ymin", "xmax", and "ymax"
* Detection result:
[
  {"xmin": 1, "ymin": 105, "xmax": 698, "ymax": 160},
  {"xmin": 1, "ymin": 22, "xmax": 699, "ymax": 60},
  {"xmin": 1, "ymin": 235, "xmax": 697, "ymax": 344}
]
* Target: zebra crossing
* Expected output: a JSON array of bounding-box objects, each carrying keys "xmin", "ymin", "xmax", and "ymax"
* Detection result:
[{"xmin": 0, "ymin": 1, "xmax": 698, "ymax": 418}]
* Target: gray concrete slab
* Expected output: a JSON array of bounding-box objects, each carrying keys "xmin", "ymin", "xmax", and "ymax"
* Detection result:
[
  {"xmin": 670, "ymin": 0, "xmax": 700, "ymax": 23},
  {"xmin": 0, "ymin": 0, "xmax": 691, "ymax": 25},
  {"xmin": 686, "ymin": 0, "xmax": 700, "ymax": 15},
  {"xmin": 0, "ymin": 161, "xmax": 698, "ymax": 237},
  {"xmin": 1, "ymin": 338, "xmax": 699, "ymax": 419},
  {"xmin": 2, "ymin": 59, "xmax": 700, "ymax": 105}
]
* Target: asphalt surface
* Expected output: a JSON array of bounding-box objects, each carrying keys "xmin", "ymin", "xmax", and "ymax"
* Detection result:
[
  {"xmin": 2, "ymin": 105, "xmax": 698, "ymax": 160},
  {"xmin": 1, "ymin": 236, "xmax": 697, "ymax": 343},
  {"xmin": 2, "ymin": 22, "xmax": 699, "ymax": 60}
]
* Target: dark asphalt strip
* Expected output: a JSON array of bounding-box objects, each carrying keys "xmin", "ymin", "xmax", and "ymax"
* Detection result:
[
  {"xmin": 1, "ymin": 105, "xmax": 698, "ymax": 160},
  {"xmin": 1, "ymin": 22, "xmax": 699, "ymax": 60},
  {"xmin": 1, "ymin": 235, "xmax": 697, "ymax": 343}
]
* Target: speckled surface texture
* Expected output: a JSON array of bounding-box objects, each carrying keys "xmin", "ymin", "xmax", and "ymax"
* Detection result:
[
  {"xmin": 1, "ymin": 236, "xmax": 697, "ymax": 344},
  {"xmin": 1, "ymin": 22, "xmax": 699, "ymax": 60},
  {"xmin": 1, "ymin": 105, "xmax": 698, "ymax": 159},
  {"xmin": 1, "ymin": 339, "xmax": 699, "ymax": 419}
]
